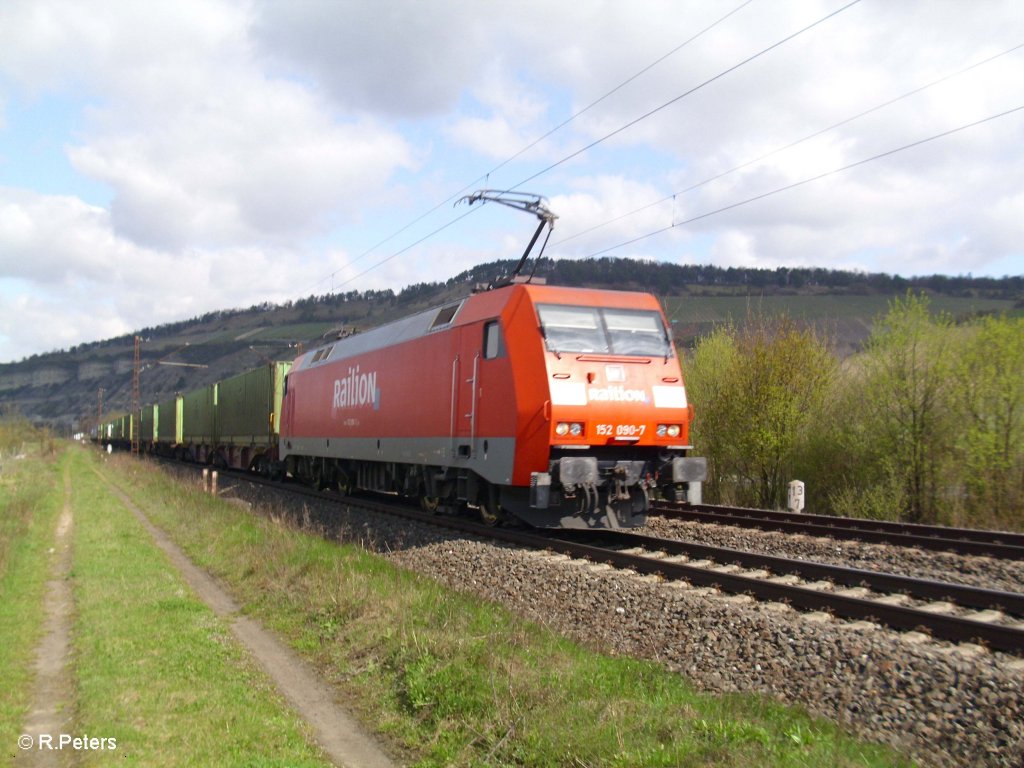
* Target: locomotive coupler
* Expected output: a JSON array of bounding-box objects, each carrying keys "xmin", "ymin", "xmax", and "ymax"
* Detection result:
[
  {"xmin": 610, "ymin": 461, "xmax": 646, "ymax": 501},
  {"xmin": 612, "ymin": 467, "xmax": 630, "ymax": 501}
]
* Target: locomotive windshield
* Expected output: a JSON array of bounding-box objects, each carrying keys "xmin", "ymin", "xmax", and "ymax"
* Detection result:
[{"xmin": 537, "ymin": 304, "xmax": 672, "ymax": 357}]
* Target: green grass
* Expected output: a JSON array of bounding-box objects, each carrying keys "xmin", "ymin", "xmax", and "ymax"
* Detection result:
[
  {"xmin": 66, "ymin": 448, "xmax": 333, "ymax": 767},
  {"xmin": 1, "ymin": 446, "xmax": 338, "ymax": 767},
  {"xmin": 0, "ymin": 449, "xmax": 63, "ymax": 765},
  {"xmin": 109, "ymin": 452, "xmax": 913, "ymax": 768}
]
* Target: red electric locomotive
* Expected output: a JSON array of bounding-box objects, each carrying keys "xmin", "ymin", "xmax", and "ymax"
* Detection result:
[{"xmin": 279, "ymin": 278, "xmax": 705, "ymax": 529}]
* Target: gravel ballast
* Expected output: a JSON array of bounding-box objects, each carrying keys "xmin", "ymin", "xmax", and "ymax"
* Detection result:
[
  {"xmin": 385, "ymin": 536, "xmax": 1023, "ymax": 768},
  {"xmin": 189, "ymin": 471, "xmax": 1024, "ymax": 767},
  {"xmin": 645, "ymin": 517, "xmax": 1024, "ymax": 595}
]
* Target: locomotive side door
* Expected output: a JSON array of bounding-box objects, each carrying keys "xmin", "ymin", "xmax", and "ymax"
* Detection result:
[
  {"xmin": 452, "ymin": 325, "xmax": 480, "ymax": 459},
  {"xmin": 452, "ymin": 319, "xmax": 507, "ymax": 461}
]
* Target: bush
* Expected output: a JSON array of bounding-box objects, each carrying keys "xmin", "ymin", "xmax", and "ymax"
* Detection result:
[
  {"xmin": 686, "ymin": 315, "xmax": 835, "ymax": 509},
  {"xmin": 0, "ymin": 408, "xmax": 37, "ymax": 457},
  {"xmin": 950, "ymin": 315, "xmax": 1024, "ymax": 528},
  {"xmin": 685, "ymin": 298, "xmax": 1023, "ymax": 531}
]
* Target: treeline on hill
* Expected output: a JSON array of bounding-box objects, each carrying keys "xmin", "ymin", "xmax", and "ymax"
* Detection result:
[
  {"xmin": 250, "ymin": 257, "xmax": 1024, "ymax": 330},
  {"xmin": 18, "ymin": 257, "xmax": 1023, "ymax": 363},
  {"xmin": 544, "ymin": 258, "xmax": 1024, "ymax": 297},
  {"xmin": 686, "ymin": 293, "xmax": 1024, "ymax": 531},
  {"xmin": 527, "ymin": 258, "xmax": 1020, "ymax": 297}
]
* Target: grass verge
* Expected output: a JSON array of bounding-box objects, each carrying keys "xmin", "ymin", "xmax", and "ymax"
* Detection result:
[
  {"xmin": 106, "ymin": 450, "xmax": 911, "ymax": 768},
  {"xmin": 0, "ymin": 448, "xmax": 62, "ymax": 765},
  {"xmin": 66, "ymin": 447, "xmax": 333, "ymax": 766}
]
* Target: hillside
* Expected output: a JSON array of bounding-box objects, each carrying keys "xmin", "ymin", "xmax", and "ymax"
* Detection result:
[{"xmin": 2, "ymin": 257, "xmax": 1020, "ymax": 433}]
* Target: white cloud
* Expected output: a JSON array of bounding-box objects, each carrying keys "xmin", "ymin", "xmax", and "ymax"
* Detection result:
[
  {"xmin": 2, "ymin": 0, "xmax": 418, "ymax": 252},
  {"xmin": 0, "ymin": 187, "xmax": 333, "ymax": 362},
  {"xmin": 549, "ymin": 177, "xmax": 682, "ymax": 256},
  {"xmin": 68, "ymin": 97, "xmax": 416, "ymax": 250},
  {"xmin": 252, "ymin": 0, "xmax": 499, "ymax": 117},
  {"xmin": 0, "ymin": 191, "xmax": 133, "ymax": 284},
  {"xmin": 0, "ymin": 0, "xmax": 1022, "ymax": 363},
  {"xmin": 446, "ymin": 70, "xmax": 552, "ymax": 160}
]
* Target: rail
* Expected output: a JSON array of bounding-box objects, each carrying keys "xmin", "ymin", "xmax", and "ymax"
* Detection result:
[{"xmin": 653, "ymin": 502, "xmax": 1024, "ymax": 560}]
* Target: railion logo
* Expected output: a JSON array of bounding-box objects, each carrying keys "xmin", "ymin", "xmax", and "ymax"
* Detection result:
[
  {"xmin": 332, "ymin": 365, "xmax": 379, "ymax": 410},
  {"xmin": 587, "ymin": 385, "xmax": 647, "ymax": 403}
]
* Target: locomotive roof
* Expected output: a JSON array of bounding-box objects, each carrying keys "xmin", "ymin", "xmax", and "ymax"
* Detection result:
[
  {"xmin": 292, "ymin": 282, "xmax": 663, "ymax": 373},
  {"xmin": 294, "ymin": 292, "xmax": 475, "ymax": 371}
]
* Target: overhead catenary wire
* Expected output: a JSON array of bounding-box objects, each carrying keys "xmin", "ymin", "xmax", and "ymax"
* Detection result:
[
  {"xmin": 299, "ymin": 0, "xmax": 758, "ymax": 298},
  {"xmin": 326, "ymin": 208, "xmax": 479, "ymax": 294},
  {"xmin": 568, "ymin": 104, "xmax": 1024, "ymax": 259},
  {"xmin": 471, "ymin": 0, "xmax": 758, "ymax": 184},
  {"xmin": 552, "ymin": 40, "xmax": 1024, "ymax": 248},
  {"xmin": 506, "ymin": 0, "xmax": 863, "ymax": 192},
  {"xmin": 318, "ymin": 0, "xmax": 862, "ymax": 294}
]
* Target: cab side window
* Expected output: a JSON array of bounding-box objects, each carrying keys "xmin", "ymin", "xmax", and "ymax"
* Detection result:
[{"xmin": 483, "ymin": 321, "xmax": 504, "ymax": 359}]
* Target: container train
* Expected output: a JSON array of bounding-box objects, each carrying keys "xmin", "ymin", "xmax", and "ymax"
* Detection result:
[
  {"xmin": 97, "ymin": 279, "xmax": 705, "ymax": 529},
  {"xmin": 98, "ymin": 192, "xmax": 705, "ymax": 528}
]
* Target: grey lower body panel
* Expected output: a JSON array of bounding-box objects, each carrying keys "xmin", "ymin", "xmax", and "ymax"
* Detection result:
[
  {"xmin": 281, "ymin": 436, "xmax": 705, "ymax": 531},
  {"xmin": 280, "ymin": 435, "xmax": 516, "ymax": 487}
]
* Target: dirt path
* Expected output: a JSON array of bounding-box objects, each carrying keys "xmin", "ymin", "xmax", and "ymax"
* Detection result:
[
  {"xmin": 101, "ymin": 478, "xmax": 397, "ymax": 768},
  {"xmin": 20, "ymin": 468, "xmax": 76, "ymax": 767}
]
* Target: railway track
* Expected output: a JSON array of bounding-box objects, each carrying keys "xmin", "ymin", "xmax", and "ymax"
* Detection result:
[
  {"xmin": 653, "ymin": 502, "xmax": 1024, "ymax": 560},
  {"xmin": 180, "ymin": 463, "xmax": 1024, "ymax": 656},
  {"xmin": 544, "ymin": 528, "xmax": 1024, "ymax": 655}
]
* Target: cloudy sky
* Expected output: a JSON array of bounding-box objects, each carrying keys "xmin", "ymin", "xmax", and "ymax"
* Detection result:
[{"xmin": 1, "ymin": 0, "xmax": 1022, "ymax": 363}]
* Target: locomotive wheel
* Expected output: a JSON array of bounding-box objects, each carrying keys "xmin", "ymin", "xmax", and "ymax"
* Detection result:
[
  {"xmin": 309, "ymin": 459, "xmax": 325, "ymax": 491},
  {"xmin": 252, "ymin": 454, "xmax": 269, "ymax": 478},
  {"xmin": 420, "ymin": 495, "xmax": 442, "ymax": 514},
  {"xmin": 337, "ymin": 472, "xmax": 354, "ymax": 497},
  {"xmin": 477, "ymin": 485, "xmax": 504, "ymax": 527},
  {"xmin": 478, "ymin": 501, "xmax": 500, "ymax": 527}
]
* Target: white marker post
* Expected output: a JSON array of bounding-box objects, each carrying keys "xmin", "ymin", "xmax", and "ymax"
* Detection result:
[{"xmin": 788, "ymin": 480, "xmax": 805, "ymax": 513}]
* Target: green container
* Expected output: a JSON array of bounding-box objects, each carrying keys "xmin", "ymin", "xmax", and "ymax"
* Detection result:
[
  {"xmin": 216, "ymin": 362, "xmax": 291, "ymax": 447},
  {"xmin": 158, "ymin": 395, "xmax": 184, "ymax": 445},
  {"xmin": 181, "ymin": 383, "xmax": 217, "ymax": 444},
  {"xmin": 140, "ymin": 404, "xmax": 158, "ymax": 442}
]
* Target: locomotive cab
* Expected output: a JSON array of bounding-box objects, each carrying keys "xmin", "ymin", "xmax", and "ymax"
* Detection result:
[{"xmin": 497, "ymin": 285, "xmax": 706, "ymax": 529}]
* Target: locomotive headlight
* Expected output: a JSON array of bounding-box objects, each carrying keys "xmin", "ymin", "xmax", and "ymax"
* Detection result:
[
  {"xmin": 555, "ymin": 422, "xmax": 584, "ymax": 437},
  {"xmin": 656, "ymin": 424, "xmax": 668, "ymax": 437},
  {"xmin": 658, "ymin": 424, "xmax": 681, "ymax": 438}
]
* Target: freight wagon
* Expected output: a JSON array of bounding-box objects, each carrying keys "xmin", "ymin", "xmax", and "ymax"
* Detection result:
[
  {"xmin": 213, "ymin": 361, "xmax": 291, "ymax": 471},
  {"xmin": 177, "ymin": 362, "xmax": 291, "ymax": 470}
]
